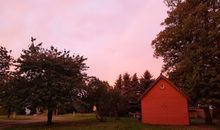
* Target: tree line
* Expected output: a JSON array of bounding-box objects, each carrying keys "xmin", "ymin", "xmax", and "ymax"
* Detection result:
[
  {"xmin": 0, "ymin": 0, "xmax": 219, "ymax": 125},
  {"xmin": 0, "ymin": 39, "xmax": 154, "ymax": 124}
]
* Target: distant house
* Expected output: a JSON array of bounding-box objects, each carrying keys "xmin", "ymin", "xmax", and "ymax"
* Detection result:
[{"xmin": 139, "ymin": 74, "xmax": 189, "ymax": 125}]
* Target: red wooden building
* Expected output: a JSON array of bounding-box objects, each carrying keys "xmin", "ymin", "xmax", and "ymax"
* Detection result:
[{"xmin": 139, "ymin": 74, "xmax": 189, "ymax": 125}]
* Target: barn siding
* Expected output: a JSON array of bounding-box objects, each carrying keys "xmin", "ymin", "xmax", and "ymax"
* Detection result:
[{"xmin": 141, "ymin": 79, "xmax": 189, "ymax": 125}]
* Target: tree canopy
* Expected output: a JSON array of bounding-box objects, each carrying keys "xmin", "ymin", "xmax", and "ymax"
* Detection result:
[
  {"xmin": 16, "ymin": 40, "xmax": 88, "ymax": 124},
  {"xmin": 114, "ymin": 70, "xmax": 154, "ymax": 113},
  {"xmin": 152, "ymin": 0, "xmax": 220, "ymax": 124},
  {"xmin": 0, "ymin": 46, "xmax": 13, "ymax": 84},
  {"xmin": 0, "ymin": 46, "xmax": 15, "ymax": 118}
]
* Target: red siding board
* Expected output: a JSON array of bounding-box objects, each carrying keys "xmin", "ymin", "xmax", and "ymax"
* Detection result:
[{"xmin": 141, "ymin": 78, "xmax": 189, "ymax": 125}]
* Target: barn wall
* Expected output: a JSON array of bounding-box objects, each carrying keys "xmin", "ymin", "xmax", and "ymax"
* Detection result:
[{"xmin": 141, "ymin": 79, "xmax": 189, "ymax": 125}]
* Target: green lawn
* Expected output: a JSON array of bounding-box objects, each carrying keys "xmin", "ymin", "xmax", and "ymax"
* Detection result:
[{"xmin": 1, "ymin": 114, "xmax": 219, "ymax": 130}]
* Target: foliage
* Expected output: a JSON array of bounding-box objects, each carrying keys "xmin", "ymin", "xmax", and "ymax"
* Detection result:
[
  {"xmin": 114, "ymin": 75, "xmax": 130, "ymax": 116},
  {"xmin": 152, "ymin": 0, "xmax": 220, "ymax": 124},
  {"xmin": 130, "ymin": 73, "xmax": 140, "ymax": 103},
  {"xmin": 152, "ymin": 0, "xmax": 220, "ymax": 105},
  {"xmin": 0, "ymin": 46, "xmax": 15, "ymax": 118},
  {"xmin": 114, "ymin": 71, "xmax": 154, "ymax": 113},
  {"xmin": 139, "ymin": 70, "xmax": 155, "ymax": 97},
  {"xmin": 121, "ymin": 73, "xmax": 132, "ymax": 98},
  {"xmin": 114, "ymin": 74, "xmax": 123, "ymax": 91},
  {"xmin": 16, "ymin": 40, "xmax": 88, "ymax": 124},
  {"xmin": 84, "ymin": 77, "xmax": 128, "ymax": 120},
  {"xmin": 0, "ymin": 72, "xmax": 26, "ymax": 118},
  {"xmin": 0, "ymin": 46, "xmax": 12, "ymax": 81},
  {"xmin": 84, "ymin": 77, "xmax": 111, "ymax": 121}
]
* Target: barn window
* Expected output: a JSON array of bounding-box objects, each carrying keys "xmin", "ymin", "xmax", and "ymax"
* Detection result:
[{"xmin": 160, "ymin": 84, "xmax": 165, "ymax": 89}]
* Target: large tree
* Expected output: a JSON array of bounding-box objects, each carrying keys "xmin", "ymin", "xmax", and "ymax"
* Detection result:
[
  {"xmin": 0, "ymin": 72, "xmax": 25, "ymax": 118},
  {"xmin": 0, "ymin": 46, "xmax": 14, "ymax": 117},
  {"xmin": 114, "ymin": 74, "xmax": 123, "ymax": 91},
  {"xmin": 130, "ymin": 73, "xmax": 140, "ymax": 102},
  {"xmin": 0, "ymin": 46, "xmax": 12, "ymax": 84},
  {"xmin": 139, "ymin": 70, "xmax": 155, "ymax": 96},
  {"xmin": 113, "ymin": 74, "xmax": 130, "ymax": 116},
  {"xmin": 84, "ymin": 77, "xmax": 111, "ymax": 121},
  {"xmin": 122, "ymin": 73, "xmax": 131, "ymax": 97},
  {"xmin": 17, "ymin": 40, "xmax": 88, "ymax": 124},
  {"xmin": 152, "ymin": 0, "xmax": 220, "ymax": 124}
]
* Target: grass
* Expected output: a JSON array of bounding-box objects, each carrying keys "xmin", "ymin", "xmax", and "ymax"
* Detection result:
[
  {"xmin": 1, "ymin": 113, "xmax": 219, "ymax": 130},
  {"xmin": 0, "ymin": 115, "xmax": 31, "ymax": 120}
]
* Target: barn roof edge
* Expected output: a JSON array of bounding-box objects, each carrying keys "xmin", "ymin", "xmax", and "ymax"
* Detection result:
[{"xmin": 138, "ymin": 74, "xmax": 189, "ymax": 102}]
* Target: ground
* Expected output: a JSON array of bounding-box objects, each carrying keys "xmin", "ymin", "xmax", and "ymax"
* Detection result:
[{"xmin": 0, "ymin": 114, "xmax": 219, "ymax": 130}]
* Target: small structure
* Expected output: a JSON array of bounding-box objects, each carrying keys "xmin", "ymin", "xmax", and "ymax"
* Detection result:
[{"xmin": 139, "ymin": 74, "xmax": 189, "ymax": 125}]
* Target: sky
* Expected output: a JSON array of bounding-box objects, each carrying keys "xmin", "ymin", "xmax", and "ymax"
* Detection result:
[{"xmin": 0, "ymin": 0, "xmax": 168, "ymax": 85}]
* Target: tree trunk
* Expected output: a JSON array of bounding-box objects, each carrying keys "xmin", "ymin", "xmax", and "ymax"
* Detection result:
[
  {"xmin": 30, "ymin": 107, "xmax": 36, "ymax": 115},
  {"xmin": 7, "ymin": 108, "xmax": 11, "ymax": 118},
  {"xmin": 114, "ymin": 107, "xmax": 120, "ymax": 120},
  {"xmin": 47, "ymin": 109, "xmax": 53, "ymax": 125},
  {"xmin": 215, "ymin": 106, "xmax": 220, "ymax": 125},
  {"xmin": 203, "ymin": 107, "xmax": 212, "ymax": 124}
]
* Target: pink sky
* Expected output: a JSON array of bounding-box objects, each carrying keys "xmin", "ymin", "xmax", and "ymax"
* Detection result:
[{"xmin": 0, "ymin": 0, "xmax": 167, "ymax": 85}]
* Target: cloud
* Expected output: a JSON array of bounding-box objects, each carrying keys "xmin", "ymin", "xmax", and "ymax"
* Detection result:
[{"xmin": 0, "ymin": 0, "xmax": 167, "ymax": 85}]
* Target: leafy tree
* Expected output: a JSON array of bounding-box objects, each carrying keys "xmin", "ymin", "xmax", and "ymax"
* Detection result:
[
  {"xmin": 0, "ymin": 72, "xmax": 26, "ymax": 118},
  {"xmin": 108, "ymin": 88, "xmax": 128, "ymax": 117},
  {"xmin": 84, "ymin": 77, "xmax": 111, "ymax": 121},
  {"xmin": 152, "ymin": 0, "xmax": 220, "ymax": 124},
  {"xmin": 0, "ymin": 46, "xmax": 14, "ymax": 117},
  {"xmin": 17, "ymin": 40, "xmax": 88, "ymax": 124},
  {"xmin": 85, "ymin": 77, "xmax": 128, "ymax": 120}
]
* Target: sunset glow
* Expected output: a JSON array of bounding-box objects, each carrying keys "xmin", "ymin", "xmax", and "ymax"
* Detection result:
[{"xmin": 0, "ymin": 0, "xmax": 168, "ymax": 85}]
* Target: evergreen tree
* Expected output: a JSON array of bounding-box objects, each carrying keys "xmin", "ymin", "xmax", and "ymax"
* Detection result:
[
  {"xmin": 130, "ymin": 73, "xmax": 140, "ymax": 102},
  {"xmin": 122, "ymin": 73, "xmax": 131, "ymax": 98},
  {"xmin": 114, "ymin": 74, "xmax": 123, "ymax": 91},
  {"xmin": 0, "ymin": 46, "xmax": 12, "ymax": 85},
  {"xmin": 113, "ymin": 74, "xmax": 130, "ymax": 116},
  {"xmin": 139, "ymin": 70, "xmax": 154, "ymax": 95}
]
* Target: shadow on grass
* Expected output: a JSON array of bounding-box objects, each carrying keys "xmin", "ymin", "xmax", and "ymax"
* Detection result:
[{"xmin": 1, "ymin": 116, "xmax": 219, "ymax": 130}]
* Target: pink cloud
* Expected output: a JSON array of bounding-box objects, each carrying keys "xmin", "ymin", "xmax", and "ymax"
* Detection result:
[{"xmin": 0, "ymin": 0, "xmax": 167, "ymax": 85}]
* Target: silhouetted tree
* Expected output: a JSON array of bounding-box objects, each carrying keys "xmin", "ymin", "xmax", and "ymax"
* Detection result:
[
  {"xmin": 0, "ymin": 46, "xmax": 14, "ymax": 118},
  {"xmin": 108, "ymin": 88, "xmax": 128, "ymax": 117},
  {"xmin": 122, "ymin": 73, "xmax": 131, "ymax": 97},
  {"xmin": 17, "ymin": 39, "xmax": 88, "ymax": 125},
  {"xmin": 84, "ymin": 77, "xmax": 111, "ymax": 121},
  {"xmin": 0, "ymin": 46, "xmax": 12, "ymax": 85},
  {"xmin": 130, "ymin": 73, "xmax": 140, "ymax": 102},
  {"xmin": 114, "ymin": 74, "xmax": 123, "ymax": 91},
  {"xmin": 0, "ymin": 72, "xmax": 26, "ymax": 118},
  {"xmin": 152, "ymin": 0, "xmax": 220, "ymax": 124},
  {"xmin": 139, "ymin": 70, "xmax": 155, "ymax": 95}
]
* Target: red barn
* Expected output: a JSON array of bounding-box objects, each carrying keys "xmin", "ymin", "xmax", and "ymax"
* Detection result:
[{"xmin": 139, "ymin": 74, "xmax": 189, "ymax": 125}]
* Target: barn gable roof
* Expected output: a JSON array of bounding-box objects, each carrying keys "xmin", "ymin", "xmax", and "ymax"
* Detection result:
[{"xmin": 138, "ymin": 74, "xmax": 189, "ymax": 101}]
